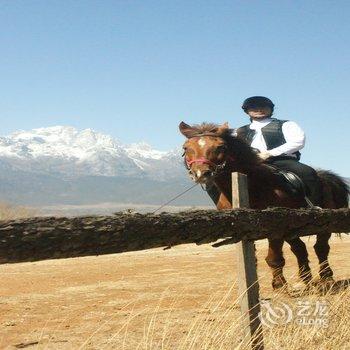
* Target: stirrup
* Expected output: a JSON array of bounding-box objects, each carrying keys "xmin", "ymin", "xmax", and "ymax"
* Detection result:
[{"xmin": 304, "ymin": 196, "xmax": 322, "ymax": 210}]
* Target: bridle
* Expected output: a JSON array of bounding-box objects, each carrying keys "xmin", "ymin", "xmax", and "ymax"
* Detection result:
[{"xmin": 182, "ymin": 134, "xmax": 235, "ymax": 178}]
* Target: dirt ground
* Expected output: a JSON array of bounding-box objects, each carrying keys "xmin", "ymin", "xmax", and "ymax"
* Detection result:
[{"xmin": 1, "ymin": 235, "xmax": 349, "ymax": 349}]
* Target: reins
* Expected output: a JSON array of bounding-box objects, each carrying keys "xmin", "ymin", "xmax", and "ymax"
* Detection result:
[{"xmin": 151, "ymin": 182, "xmax": 200, "ymax": 214}]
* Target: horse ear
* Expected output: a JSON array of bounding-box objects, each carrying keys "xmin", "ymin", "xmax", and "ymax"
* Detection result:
[
  {"xmin": 217, "ymin": 122, "xmax": 229, "ymax": 134},
  {"xmin": 179, "ymin": 121, "xmax": 194, "ymax": 138}
]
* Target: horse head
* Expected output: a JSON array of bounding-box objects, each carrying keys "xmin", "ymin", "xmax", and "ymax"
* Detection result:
[{"xmin": 179, "ymin": 121, "xmax": 235, "ymax": 184}]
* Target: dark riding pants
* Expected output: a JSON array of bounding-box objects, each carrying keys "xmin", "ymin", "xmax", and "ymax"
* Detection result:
[{"xmin": 267, "ymin": 158, "xmax": 323, "ymax": 206}]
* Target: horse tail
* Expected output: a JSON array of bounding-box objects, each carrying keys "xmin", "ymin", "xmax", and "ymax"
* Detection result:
[{"xmin": 317, "ymin": 170, "xmax": 349, "ymax": 208}]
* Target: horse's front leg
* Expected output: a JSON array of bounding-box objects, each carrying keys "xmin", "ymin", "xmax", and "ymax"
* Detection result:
[
  {"xmin": 206, "ymin": 183, "xmax": 221, "ymax": 205},
  {"xmin": 265, "ymin": 239, "xmax": 287, "ymax": 289},
  {"xmin": 216, "ymin": 193, "xmax": 232, "ymax": 210},
  {"xmin": 205, "ymin": 182, "xmax": 232, "ymax": 210}
]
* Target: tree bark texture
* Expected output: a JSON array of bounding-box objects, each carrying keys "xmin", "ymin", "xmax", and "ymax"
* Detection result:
[{"xmin": 0, "ymin": 208, "xmax": 349, "ymax": 263}]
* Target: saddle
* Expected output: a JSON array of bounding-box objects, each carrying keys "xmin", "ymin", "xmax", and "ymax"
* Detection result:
[
  {"xmin": 269, "ymin": 166, "xmax": 317, "ymax": 208},
  {"xmin": 278, "ymin": 170, "xmax": 307, "ymax": 196},
  {"xmin": 250, "ymin": 149, "xmax": 308, "ymax": 199}
]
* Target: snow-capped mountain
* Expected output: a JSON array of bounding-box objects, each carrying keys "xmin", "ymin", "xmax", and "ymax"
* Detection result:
[
  {"xmin": 0, "ymin": 126, "xmax": 211, "ymax": 207},
  {"xmin": 0, "ymin": 126, "xmax": 183, "ymax": 180}
]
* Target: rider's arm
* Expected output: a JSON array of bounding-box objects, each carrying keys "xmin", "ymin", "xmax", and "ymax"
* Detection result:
[{"xmin": 267, "ymin": 121, "xmax": 305, "ymax": 157}]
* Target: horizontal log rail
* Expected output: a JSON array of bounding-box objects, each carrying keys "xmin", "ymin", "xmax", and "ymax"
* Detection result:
[{"xmin": 0, "ymin": 208, "xmax": 349, "ymax": 264}]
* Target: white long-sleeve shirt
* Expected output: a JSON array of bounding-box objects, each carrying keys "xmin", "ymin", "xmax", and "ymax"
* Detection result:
[{"xmin": 249, "ymin": 118, "xmax": 305, "ymax": 157}]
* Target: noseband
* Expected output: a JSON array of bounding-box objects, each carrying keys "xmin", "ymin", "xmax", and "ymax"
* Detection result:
[
  {"xmin": 184, "ymin": 153, "xmax": 235, "ymax": 179},
  {"xmin": 186, "ymin": 157, "xmax": 217, "ymax": 167},
  {"xmin": 184, "ymin": 155, "xmax": 234, "ymax": 173}
]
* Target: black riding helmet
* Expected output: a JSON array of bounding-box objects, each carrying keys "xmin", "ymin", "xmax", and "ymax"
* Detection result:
[{"xmin": 242, "ymin": 96, "xmax": 275, "ymax": 112}]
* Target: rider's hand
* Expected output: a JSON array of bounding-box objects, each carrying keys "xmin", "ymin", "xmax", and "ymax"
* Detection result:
[{"xmin": 258, "ymin": 151, "xmax": 271, "ymax": 161}]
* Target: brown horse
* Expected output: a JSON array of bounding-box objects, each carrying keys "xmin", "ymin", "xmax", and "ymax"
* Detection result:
[{"xmin": 179, "ymin": 121, "xmax": 349, "ymax": 289}]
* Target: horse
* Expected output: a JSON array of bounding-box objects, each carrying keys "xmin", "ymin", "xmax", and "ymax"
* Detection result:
[{"xmin": 179, "ymin": 121, "xmax": 349, "ymax": 290}]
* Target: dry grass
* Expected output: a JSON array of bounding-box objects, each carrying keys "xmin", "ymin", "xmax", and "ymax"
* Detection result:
[
  {"xmin": 109, "ymin": 280, "xmax": 350, "ymax": 350},
  {"xmin": 1, "ymin": 238, "xmax": 349, "ymax": 349},
  {"xmin": 0, "ymin": 201, "xmax": 38, "ymax": 220}
]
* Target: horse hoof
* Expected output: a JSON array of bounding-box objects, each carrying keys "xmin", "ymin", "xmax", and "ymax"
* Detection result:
[{"xmin": 272, "ymin": 277, "xmax": 287, "ymax": 290}]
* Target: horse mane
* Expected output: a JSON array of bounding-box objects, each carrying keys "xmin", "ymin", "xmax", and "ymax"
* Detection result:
[{"xmin": 182, "ymin": 123, "xmax": 228, "ymax": 138}]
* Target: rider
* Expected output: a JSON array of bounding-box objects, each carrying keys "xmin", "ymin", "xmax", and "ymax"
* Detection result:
[{"xmin": 235, "ymin": 96, "xmax": 322, "ymax": 206}]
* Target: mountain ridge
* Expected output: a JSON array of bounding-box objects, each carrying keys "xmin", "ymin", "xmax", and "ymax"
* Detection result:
[
  {"xmin": 0, "ymin": 126, "xmax": 183, "ymax": 180},
  {"xmin": 0, "ymin": 126, "xmax": 212, "ymax": 207}
]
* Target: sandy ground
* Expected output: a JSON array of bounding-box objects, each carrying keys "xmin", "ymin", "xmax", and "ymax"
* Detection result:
[{"xmin": 1, "ymin": 235, "xmax": 349, "ymax": 349}]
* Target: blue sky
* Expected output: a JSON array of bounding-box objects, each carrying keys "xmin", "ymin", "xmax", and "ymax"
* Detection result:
[{"xmin": 0, "ymin": 0, "xmax": 349, "ymax": 175}]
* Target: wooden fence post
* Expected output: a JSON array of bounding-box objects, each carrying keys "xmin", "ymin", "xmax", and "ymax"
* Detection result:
[{"xmin": 232, "ymin": 172, "xmax": 264, "ymax": 350}]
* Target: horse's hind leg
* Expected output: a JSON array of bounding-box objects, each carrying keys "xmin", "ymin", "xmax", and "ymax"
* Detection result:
[
  {"xmin": 265, "ymin": 239, "xmax": 287, "ymax": 289},
  {"xmin": 314, "ymin": 233, "xmax": 334, "ymax": 281},
  {"xmin": 286, "ymin": 238, "xmax": 312, "ymax": 284}
]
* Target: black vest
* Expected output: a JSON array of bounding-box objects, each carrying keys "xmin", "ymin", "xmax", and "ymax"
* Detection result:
[{"xmin": 236, "ymin": 118, "xmax": 301, "ymax": 160}]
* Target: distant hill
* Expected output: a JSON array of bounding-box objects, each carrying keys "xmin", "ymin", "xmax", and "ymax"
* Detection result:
[{"xmin": 0, "ymin": 126, "xmax": 211, "ymax": 206}]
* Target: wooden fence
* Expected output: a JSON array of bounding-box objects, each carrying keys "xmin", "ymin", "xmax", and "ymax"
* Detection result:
[{"xmin": 0, "ymin": 172, "xmax": 349, "ymax": 349}]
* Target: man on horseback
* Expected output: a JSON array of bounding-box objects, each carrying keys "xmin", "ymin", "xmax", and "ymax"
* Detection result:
[
  {"xmin": 180, "ymin": 112, "xmax": 348, "ymax": 289},
  {"xmin": 236, "ymin": 96, "xmax": 322, "ymax": 206}
]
